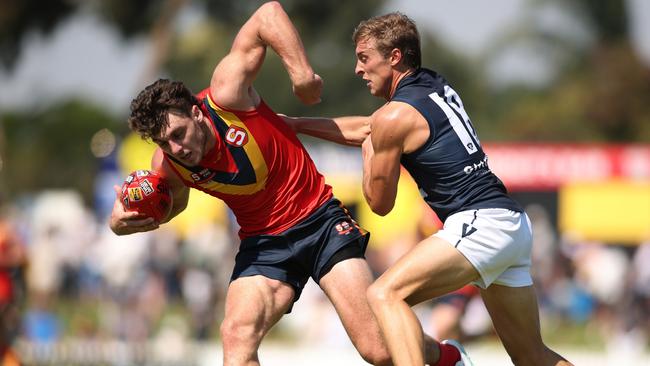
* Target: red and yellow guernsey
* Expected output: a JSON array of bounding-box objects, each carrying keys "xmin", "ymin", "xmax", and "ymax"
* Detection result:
[{"xmin": 164, "ymin": 90, "xmax": 332, "ymax": 239}]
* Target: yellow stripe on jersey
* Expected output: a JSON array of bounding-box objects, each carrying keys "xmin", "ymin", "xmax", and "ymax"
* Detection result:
[{"xmin": 169, "ymin": 97, "xmax": 269, "ymax": 195}]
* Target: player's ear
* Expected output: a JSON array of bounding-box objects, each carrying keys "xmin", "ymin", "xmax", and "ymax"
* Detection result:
[
  {"xmin": 389, "ymin": 48, "xmax": 402, "ymax": 66},
  {"xmin": 191, "ymin": 105, "xmax": 203, "ymax": 122}
]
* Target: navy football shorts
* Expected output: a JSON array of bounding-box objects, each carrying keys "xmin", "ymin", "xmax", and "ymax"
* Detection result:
[{"xmin": 230, "ymin": 198, "xmax": 369, "ymax": 310}]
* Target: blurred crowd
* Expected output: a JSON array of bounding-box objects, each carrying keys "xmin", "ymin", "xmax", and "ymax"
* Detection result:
[{"xmin": 0, "ymin": 183, "xmax": 649, "ymax": 364}]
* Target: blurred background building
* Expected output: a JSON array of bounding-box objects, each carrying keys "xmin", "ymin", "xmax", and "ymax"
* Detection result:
[{"xmin": 0, "ymin": 0, "xmax": 649, "ymax": 365}]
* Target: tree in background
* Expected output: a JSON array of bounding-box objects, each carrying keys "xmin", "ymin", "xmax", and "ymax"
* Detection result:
[
  {"xmin": 0, "ymin": 102, "xmax": 126, "ymax": 202},
  {"xmin": 483, "ymin": 0, "xmax": 650, "ymax": 142}
]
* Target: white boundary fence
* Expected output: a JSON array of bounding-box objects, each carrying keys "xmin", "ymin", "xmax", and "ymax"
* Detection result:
[{"xmin": 15, "ymin": 339, "xmax": 650, "ymax": 366}]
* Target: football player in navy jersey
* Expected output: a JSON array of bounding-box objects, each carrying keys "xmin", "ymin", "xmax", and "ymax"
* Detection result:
[{"xmin": 287, "ymin": 12, "xmax": 573, "ymax": 366}]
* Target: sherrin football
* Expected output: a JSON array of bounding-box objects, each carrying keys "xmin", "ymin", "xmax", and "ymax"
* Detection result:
[{"xmin": 120, "ymin": 170, "xmax": 173, "ymax": 222}]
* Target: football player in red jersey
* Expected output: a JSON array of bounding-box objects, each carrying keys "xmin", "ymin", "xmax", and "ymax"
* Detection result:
[{"xmin": 106, "ymin": 2, "xmax": 442, "ymax": 365}]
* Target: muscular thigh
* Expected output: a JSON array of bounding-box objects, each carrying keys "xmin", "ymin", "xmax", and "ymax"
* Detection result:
[
  {"xmin": 319, "ymin": 258, "xmax": 381, "ymax": 347},
  {"xmin": 479, "ymin": 284, "xmax": 545, "ymax": 355},
  {"xmin": 376, "ymin": 235, "xmax": 480, "ymax": 306},
  {"xmin": 320, "ymin": 258, "xmax": 374, "ymax": 319},
  {"xmin": 224, "ymin": 275, "xmax": 295, "ymax": 335}
]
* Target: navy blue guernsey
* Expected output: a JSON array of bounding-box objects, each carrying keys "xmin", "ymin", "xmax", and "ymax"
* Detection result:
[{"xmin": 392, "ymin": 68, "xmax": 522, "ymax": 222}]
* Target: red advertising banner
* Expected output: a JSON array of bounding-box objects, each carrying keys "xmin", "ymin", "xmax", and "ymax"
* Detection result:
[{"xmin": 484, "ymin": 144, "xmax": 650, "ymax": 191}]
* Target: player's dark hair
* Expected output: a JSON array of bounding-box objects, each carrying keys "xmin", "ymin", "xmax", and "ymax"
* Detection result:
[
  {"xmin": 352, "ymin": 12, "xmax": 421, "ymax": 69},
  {"xmin": 128, "ymin": 79, "xmax": 200, "ymax": 140}
]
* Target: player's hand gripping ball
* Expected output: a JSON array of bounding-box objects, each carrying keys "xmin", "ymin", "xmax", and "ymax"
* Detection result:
[{"xmin": 120, "ymin": 170, "xmax": 173, "ymax": 223}]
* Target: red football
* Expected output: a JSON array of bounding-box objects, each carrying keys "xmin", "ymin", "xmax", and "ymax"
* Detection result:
[{"xmin": 120, "ymin": 170, "xmax": 173, "ymax": 222}]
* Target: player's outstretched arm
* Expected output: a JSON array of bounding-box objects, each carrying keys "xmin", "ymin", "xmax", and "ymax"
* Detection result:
[
  {"xmin": 282, "ymin": 115, "xmax": 370, "ymax": 146},
  {"xmin": 210, "ymin": 1, "xmax": 321, "ymax": 110}
]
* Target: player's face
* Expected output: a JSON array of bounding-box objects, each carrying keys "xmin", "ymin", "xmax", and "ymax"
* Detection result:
[
  {"xmin": 154, "ymin": 107, "xmax": 207, "ymax": 166},
  {"xmin": 355, "ymin": 38, "xmax": 394, "ymax": 99}
]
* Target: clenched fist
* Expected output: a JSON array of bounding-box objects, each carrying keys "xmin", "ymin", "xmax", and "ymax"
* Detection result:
[{"xmin": 292, "ymin": 73, "xmax": 323, "ymax": 105}]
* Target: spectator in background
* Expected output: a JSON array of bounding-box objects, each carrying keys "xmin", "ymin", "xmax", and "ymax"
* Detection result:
[{"xmin": 0, "ymin": 216, "xmax": 27, "ymax": 366}]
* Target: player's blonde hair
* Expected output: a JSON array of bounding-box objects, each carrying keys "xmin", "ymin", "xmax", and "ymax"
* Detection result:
[{"xmin": 352, "ymin": 12, "xmax": 421, "ymax": 69}]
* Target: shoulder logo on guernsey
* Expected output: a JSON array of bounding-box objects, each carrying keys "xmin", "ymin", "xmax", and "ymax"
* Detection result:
[{"xmin": 225, "ymin": 126, "xmax": 249, "ymax": 147}]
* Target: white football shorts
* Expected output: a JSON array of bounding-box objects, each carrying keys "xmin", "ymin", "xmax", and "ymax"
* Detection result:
[{"xmin": 434, "ymin": 208, "xmax": 533, "ymax": 289}]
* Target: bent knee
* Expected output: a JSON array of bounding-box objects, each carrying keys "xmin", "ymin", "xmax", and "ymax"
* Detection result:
[
  {"xmin": 220, "ymin": 317, "xmax": 264, "ymax": 348},
  {"xmin": 366, "ymin": 281, "xmax": 399, "ymax": 306},
  {"xmin": 357, "ymin": 343, "xmax": 392, "ymax": 366},
  {"xmin": 363, "ymin": 352, "xmax": 392, "ymax": 366}
]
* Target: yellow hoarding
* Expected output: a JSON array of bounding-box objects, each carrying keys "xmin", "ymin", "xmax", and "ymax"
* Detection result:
[{"xmin": 559, "ymin": 181, "xmax": 650, "ymax": 244}]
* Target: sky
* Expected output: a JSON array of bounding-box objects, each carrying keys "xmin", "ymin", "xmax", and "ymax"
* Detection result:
[
  {"xmin": 387, "ymin": 0, "xmax": 527, "ymax": 57},
  {"xmin": 391, "ymin": 0, "xmax": 650, "ymax": 58},
  {"xmin": 1, "ymin": 0, "xmax": 649, "ymax": 113},
  {"xmin": 0, "ymin": 11, "xmax": 150, "ymax": 113}
]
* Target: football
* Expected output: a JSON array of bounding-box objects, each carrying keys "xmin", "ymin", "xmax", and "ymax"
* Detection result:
[{"xmin": 120, "ymin": 170, "xmax": 173, "ymax": 222}]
